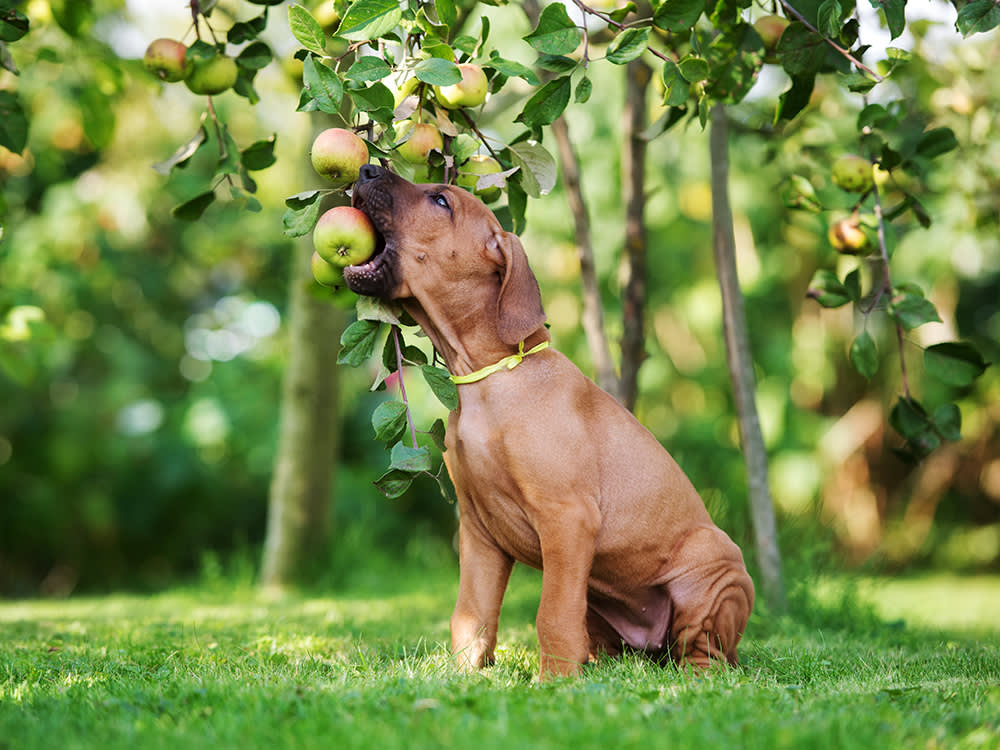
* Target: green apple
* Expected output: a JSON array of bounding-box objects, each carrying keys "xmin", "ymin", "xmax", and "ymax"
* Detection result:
[
  {"xmin": 313, "ymin": 206, "xmax": 377, "ymax": 267},
  {"xmin": 456, "ymin": 155, "xmax": 503, "ymax": 202},
  {"xmin": 185, "ymin": 51, "xmax": 239, "ymax": 95},
  {"xmin": 753, "ymin": 15, "xmax": 789, "ymax": 62},
  {"xmin": 311, "ymin": 251, "xmax": 343, "ymax": 286},
  {"xmin": 310, "ymin": 128, "xmax": 369, "ymax": 188},
  {"xmin": 435, "ymin": 63, "xmax": 488, "ymax": 109},
  {"xmin": 311, "ymin": 1, "xmax": 340, "ymax": 32},
  {"xmin": 831, "ymin": 154, "xmax": 874, "ymax": 193},
  {"xmin": 143, "ymin": 38, "xmax": 190, "ymax": 83},
  {"xmin": 827, "ymin": 215, "xmax": 871, "ymax": 255},
  {"xmin": 395, "ymin": 121, "xmax": 443, "ymax": 164}
]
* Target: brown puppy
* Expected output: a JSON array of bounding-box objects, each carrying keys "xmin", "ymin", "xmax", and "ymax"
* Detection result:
[{"xmin": 345, "ymin": 165, "xmax": 754, "ymax": 678}]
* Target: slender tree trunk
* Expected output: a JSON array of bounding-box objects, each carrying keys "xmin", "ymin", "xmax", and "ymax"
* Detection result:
[
  {"xmin": 550, "ymin": 117, "xmax": 617, "ymax": 393},
  {"xmin": 617, "ymin": 58, "xmax": 652, "ymax": 411},
  {"xmin": 260, "ymin": 235, "xmax": 344, "ymax": 591},
  {"xmin": 709, "ymin": 103, "xmax": 786, "ymax": 612}
]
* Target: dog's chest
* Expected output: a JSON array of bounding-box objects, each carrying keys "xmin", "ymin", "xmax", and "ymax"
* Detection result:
[{"xmin": 447, "ymin": 415, "xmax": 543, "ymax": 566}]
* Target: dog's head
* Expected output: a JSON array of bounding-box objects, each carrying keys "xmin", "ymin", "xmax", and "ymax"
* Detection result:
[{"xmin": 345, "ymin": 165, "xmax": 545, "ymax": 346}]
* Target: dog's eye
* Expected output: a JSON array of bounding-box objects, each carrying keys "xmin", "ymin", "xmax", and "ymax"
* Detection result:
[{"xmin": 431, "ymin": 193, "xmax": 450, "ymax": 210}]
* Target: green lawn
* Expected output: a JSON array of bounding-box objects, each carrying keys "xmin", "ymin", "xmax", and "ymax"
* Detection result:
[{"xmin": 1, "ymin": 565, "xmax": 998, "ymax": 750}]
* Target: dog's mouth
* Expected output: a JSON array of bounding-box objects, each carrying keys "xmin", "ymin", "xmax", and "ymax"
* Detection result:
[{"xmin": 343, "ymin": 188, "xmax": 396, "ymax": 298}]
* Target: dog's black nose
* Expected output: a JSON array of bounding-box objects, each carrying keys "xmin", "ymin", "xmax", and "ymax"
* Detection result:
[{"xmin": 358, "ymin": 164, "xmax": 385, "ymax": 183}]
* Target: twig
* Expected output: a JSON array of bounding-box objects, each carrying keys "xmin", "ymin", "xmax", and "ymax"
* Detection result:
[
  {"xmin": 392, "ymin": 326, "xmax": 420, "ymax": 449},
  {"xmin": 458, "ymin": 109, "xmax": 502, "ymax": 163},
  {"xmin": 870, "ymin": 180, "xmax": 912, "ymax": 398},
  {"xmin": 567, "ymin": 0, "xmax": 676, "ymax": 65},
  {"xmin": 777, "ymin": 0, "xmax": 884, "ymax": 82}
]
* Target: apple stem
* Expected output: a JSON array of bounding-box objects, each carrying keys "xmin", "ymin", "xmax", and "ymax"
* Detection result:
[{"xmin": 391, "ymin": 326, "xmax": 420, "ymax": 450}]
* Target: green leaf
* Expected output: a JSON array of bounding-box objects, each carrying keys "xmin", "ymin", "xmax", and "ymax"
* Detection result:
[
  {"xmin": 806, "ymin": 269, "xmax": 852, "ymax": 308},
  {"xmin": 372, "ymin": 400, "xmax": 409, "ymax": 444},
  {"xmin": 705, "ymin": 22, "xmax": 765, "ymax": 104},
  {"xmin": 534, "ymin": 54, "xmax": 578, "ymax": 74},
  {"xmin": 338, "ymin": 319, "xmax": 383, "ymax": 366},
  {"xmin": 427, "ymin": 418, "xmax": 447, "ymax": 451},
  {"xmin": 241, "ymin": 135, "xmax": 277, "ymax": 171},
  {"xmin": 677, "ymin": 56, "xmax": 709, "ymax": 82},
  {"xmin": 302, "ymin": 54, "xmax": 343, "ymax": 114},
  {"xmin": 337, "ymin": 0, "xmax": 403, "ymax": 41},
  {"xmin": 358, "ymin": 297, "xmax": 407, "ymax": 325},
  {"xmin": 652, "ymin": 0, "xmax": 704, "ymax": 33},
  {"xmin": 348, "ymin": 81, "xmax": 394, "ymax": 112},
  {"xmin": 888, "ymin": 291, "xmax": 941, "ymax": 331},
  {"xmin": 955, "ymin": 0, "xmax": 1000, "ymax": 36},
  {"xmin": 817, "ymin": 0, "xmax": 846, "ymax": 38},
  {"xmin": 152, "ymin": 124, "xmax": 208, "ymax": 175},
  {"xmin": 413, "ymin": 57, "xmax": 461, "ymax": 85},
  {"xmin": 421, "ymin": 365, "xmax": 459, "ymax": 410},
  {"xmin": 215, "ymin": 125, "xmax": 242, "ymax": 177},
  {"xmin": 78, "ymin": 84, "xmax": 114, "ymax": 150},
  {"xmin": 523, "ymin": 2, "xmax": 580, "ymax": 56},
  {"xmin": 660, "ymin": 60, "xmax": 689, "ymax": 107},
  {"xmin": 236, "ymin": 41, "xmax": 272, "ymax": 70},
  {"xmin": 890, "ymin": 396, "xmax": 931, "ymax": 439},
  {"xmin": 0, "ymin": 7, "xmax": 29, "ymax": 42},
  {"xmin": 924, "ymin": 342, "xmax": 988, "ymax": 387},
  {"xmin": 373, "ymin": 468, "xmax": 415, "ymax": 498},
  {"xmin": 282, "ymin": 198, "xmax": 322, "ymax": 237},
  {"xmin": 346, "ymin": 55, "xmax": 392, "ymax": 82},
  {"xmin": 508, "ymin": 140, "xmax": 557, "ymax": 198},
  {"xmin": 487, "ymin": 52, "xmax": 540, "ymax": 85},
  {"xmin": 915, "ymin": 127, "xmax": 958, "ymax": 159},
  {"xmin": 435, "ymin": 0, "xmax": 457, "ymax": 29},
  {"xmin": 171, "ymin": 191, "xmax": 216, "ymax": 221},
  {"xmin": 781, "ymin": 174, "xmax": 823, "ymax": 211},
  {"xmin": 844, "ymin": 268, "xmax": 861, "ymax": 303},
  {"xmin": 776, "ymin": 22, "xmax": 826, "ymax": 76},
  {"xmin": 869, "ymin": 0, "xmax": 906, "ymax": 39},
  {"xmin": 228, "ymin": 11, "xmax": 268, "ymax": 44},
  {"xmin": 775, "ymin": 73, "xmax": 815, "ymax": 122},
  {"xmin": 606, "ymin": 28, "xmax": 649, "ymax": 65},
  {"xmin": 849, "ymin": 330, "xmax": 878, "ymax": 379},
  {"xmin": 838, "ymin": 71, "xmax": 876, "ymax": 93},
  {"xmin": 514, "ymin": 76, "xmax": 572, "ymax": 128},
  {"xmin": 931, "ymin": 403, "xmax": 962, "ymax": 442},
  {"xmin": 390, "ymin": 443, "xmax": 433, "ymax": 472},
  {"xmin": 288, "ymin": 4, "xmax": 328, "ymax": 55},
  {"xmin": 50, "ymin": 0, "xmax": 94, "ymax": 37},
  {"xmin": 574, "ymin": 76, "xmax": 592, "ymax": 104}
]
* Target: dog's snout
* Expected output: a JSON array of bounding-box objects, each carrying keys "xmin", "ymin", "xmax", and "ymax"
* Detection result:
[{"xmin": 358, "ymin": 164, "xmax": 385, "ymax": 183}]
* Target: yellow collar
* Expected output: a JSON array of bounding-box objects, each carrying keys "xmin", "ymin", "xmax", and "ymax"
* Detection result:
[{"xmin": 450, "ymin": 340, "xmax": 550, "ymax": 385}]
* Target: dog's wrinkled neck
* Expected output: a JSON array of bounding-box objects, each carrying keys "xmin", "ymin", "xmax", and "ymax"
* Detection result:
[{"xmin": 401, "ymin": 297, "xmax": 548, "ymax": 380}]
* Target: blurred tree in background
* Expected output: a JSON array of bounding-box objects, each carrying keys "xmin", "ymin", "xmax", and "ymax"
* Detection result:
[{"xmin": 0, "ymin": 0, "xmax": 997, "ymax": 597}]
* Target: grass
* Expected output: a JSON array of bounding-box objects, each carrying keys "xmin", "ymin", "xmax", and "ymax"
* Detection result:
[{"xmin": 1, "ymin": 564, "xmax": 998, "ymax": 750}]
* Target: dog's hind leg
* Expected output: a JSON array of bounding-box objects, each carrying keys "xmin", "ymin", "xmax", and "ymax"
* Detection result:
[{"xmin": 664, "ymin": 525, "xmax": 755, "ymax": 668}]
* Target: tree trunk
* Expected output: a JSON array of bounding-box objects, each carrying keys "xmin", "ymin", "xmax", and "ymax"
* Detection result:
[
  {"xmin": 550, "ymin": 116, "xmax": 617, "ymax": 394},
  {"xmin": 709, "ymin": 103, "xmax": 786, "ymax": 613},
  {"xmin": 260, "ymin": 236, "xmax": 344, "ymax": 591},
  {"xmin": 617, "ymin": 58, "xmax": 652, "ymax": 412}
]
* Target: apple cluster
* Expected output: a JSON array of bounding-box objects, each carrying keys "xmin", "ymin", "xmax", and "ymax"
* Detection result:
[
  {"xmin": 143, "ymin": 37, "xmax": 239, "ymax": 96},
  {"xmin": 305, "ymin": 60, "xmax": 507, "ymax": 289}
]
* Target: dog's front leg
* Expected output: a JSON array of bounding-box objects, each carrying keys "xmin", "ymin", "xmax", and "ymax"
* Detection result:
[
  {"xmin": 450, "ymin": 518, "xmax": 514, "ymax": 671},
  {"xmin": 534, "ymin": 504, "xmax": 600, "ymax": 679}
]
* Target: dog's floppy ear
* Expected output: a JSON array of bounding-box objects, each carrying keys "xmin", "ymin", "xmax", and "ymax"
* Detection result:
[{"xmin": 487, "ymin": 230, "xmax": 546, "ymax": 346}]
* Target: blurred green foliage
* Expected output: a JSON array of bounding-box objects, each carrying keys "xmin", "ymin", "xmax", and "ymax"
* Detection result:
[{"xmin": 1, "ymin": 1, "xmax": 997, "ymax": 595}]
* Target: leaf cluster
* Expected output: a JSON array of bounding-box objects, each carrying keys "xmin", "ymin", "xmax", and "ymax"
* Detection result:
[
  {"xmin": 337, "ymin": 300, "xmax": 457, "ymax": 500},
  {"xmin": 147, "ymin": 1, "xmax": 281, "ymax": 219},
  {"xmin": 797, "ymin": 100, "xmax": 990, "ymax": 461}
]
